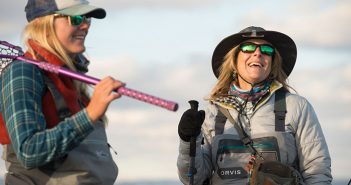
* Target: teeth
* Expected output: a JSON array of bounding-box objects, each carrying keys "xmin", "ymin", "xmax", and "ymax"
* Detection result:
[
  {"xmin": 74, "ymin": 36, "xmax": 85, "ymax": 39},
  {"xmin": 249, "ymin": 63, "xmax": 262, "ymax": 67}
]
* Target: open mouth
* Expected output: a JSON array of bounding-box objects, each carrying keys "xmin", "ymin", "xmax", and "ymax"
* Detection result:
[
  {"xmin": 248, "ymin": 62, "xmax": 263, "ymax": 68},
  {"xmin": 72, "ymin": 35, "xmax": 86, "ymax": 40}
]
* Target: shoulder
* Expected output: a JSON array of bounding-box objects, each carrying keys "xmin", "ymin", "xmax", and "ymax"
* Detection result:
[
  {"xmin": 204, "ymin": 102, "xmax": 220, "ymax": 118},
  {"xmin": 1, "ymin": 60, "xmax": 45, "ymax": 89},
  {"xmin": 203, "ymin": 102, "xmax": 222, "ymax": 130},
  {"xmin": 4, "ymin": 60, "xmax": 41, "ymax": 74},
  {"xmin": 201, "ymin": 102, "xmax": 219, "ymax": 142},
  {"xmin": 283, "ymin": 92, "xmax": 319, "ymax": 127},
  {"xmin": 285, "ymin": 92, "xmax": 311, "ymax": 110},
  {"xmin": 270, "ymin": 84, "xmax": 311, "ymax": 110}
]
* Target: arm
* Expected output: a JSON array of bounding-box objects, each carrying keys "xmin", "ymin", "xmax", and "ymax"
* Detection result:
[
  {"xmin": 294, "ymin": 98, "xmax": 332, "ymax": 184},
  {"xmin": 177, "ymin": 105, "xmax": 214, "ymax": 185},
  {"xmin": 1, "ymin": 61, "xmax": 94, "ymax": 168}
]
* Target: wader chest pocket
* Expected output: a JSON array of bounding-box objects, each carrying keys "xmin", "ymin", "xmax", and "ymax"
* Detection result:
[{"xmin": 216, "ymin": 137, "xmax": 280, "ymax": 180}]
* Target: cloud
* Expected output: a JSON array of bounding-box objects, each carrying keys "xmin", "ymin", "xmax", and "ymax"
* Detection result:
[
  {"xmin": 104, "ymin": 108, "xmax": 181, "ymax": 180},
  {"xmin": 0, "ymin": 2, "xmax": 26, "ymax": 37},
  {"xmin": 87, "ymin": 54, "xmax": 215, "ymax": 107},
  {"xmin": 290, "ymin": 64, "xmax": 351, "ymax": 103},
  {"xmin": 233, "ymin": 0, "xmax": 351, "ymax": 49},
  {"xmin": 286, "ymin": 1, "xmax": 351, "ymax": 48},
  {"xmin": 94, "ymin": 0, "xmax": 217, "ymax": 9},
  {"xmin": 2, "ymin": 0, "xmax": 351, "ymax": 50}
]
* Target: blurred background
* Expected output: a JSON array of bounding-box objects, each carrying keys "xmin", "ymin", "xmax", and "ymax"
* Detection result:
[{"xmin": 1, "ymin": 0, "xmax": 350, "ymax": 184}]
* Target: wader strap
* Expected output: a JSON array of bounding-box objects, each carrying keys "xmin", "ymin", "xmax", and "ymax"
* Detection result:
[
  {"xmin": 274, "ymin": 89, "xmax": 287, "ymax": 132},
  {"xmin": 217, "ymin": 106, "xmax": 253, "ymax": 147},
  {"xmin": 214, "ymin": 110, "xmax": 227, "ymax": 135},
  {"xmin": 35, "ymin": 52, "xmax": 71, "ymax": 121},
  {"xmin": 43, "ymin": 75, "xmax": 71, "ymax": 121}
]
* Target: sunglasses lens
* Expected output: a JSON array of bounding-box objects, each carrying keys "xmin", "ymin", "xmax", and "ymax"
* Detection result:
[
  {"xmin": 260, "ymin": 45, "xmax": 274, "ymax": 56},
  {"xmin": 240, "ymin": 44, "xmax": 257, "ymax": 53},
  {"xmin": 69, "ymin": 15, "xmax": 91, "ymax": 26},
  {"xmin": 240, "ymin": 43, "xmax": 274, "ymax": 56},
  {"xmin": 86, "ymin": 17, "xmax": 91, "ymax": 24},
  {"xmin": 70, "ymin": 15, "xmax": 83, "ymax": 26}
]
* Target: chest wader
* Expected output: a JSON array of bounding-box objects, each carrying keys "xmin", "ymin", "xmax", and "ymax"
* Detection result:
[
  {"xmin": 207, "ymin": 89, "xmax": 300, "ymax": 185},
  {"xmin": 3, "ymin": 75, "xmax": 118, "ymax": 185}
]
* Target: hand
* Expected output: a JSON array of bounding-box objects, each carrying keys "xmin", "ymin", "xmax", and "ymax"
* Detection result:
[
  {"xmin": 86, "ymin": 76, "xmax": 125, "ymax": 123},
  {"xmin": 178, "ymin": 100, "xmax": 205, "ymax": 142}
]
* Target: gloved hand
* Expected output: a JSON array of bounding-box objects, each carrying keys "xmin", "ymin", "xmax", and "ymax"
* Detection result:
[{"xmin": 178, "ymin": 100, "xmax": 205, "ymax": 142}]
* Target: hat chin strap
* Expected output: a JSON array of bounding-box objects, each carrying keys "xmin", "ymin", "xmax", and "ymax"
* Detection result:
[{"xmin": 237, "ymin": 72, "xmax": 267, "ymax": 90}]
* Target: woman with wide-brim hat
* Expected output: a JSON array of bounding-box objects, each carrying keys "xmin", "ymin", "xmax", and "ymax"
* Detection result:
[{"xmin": 177, "ymin": 26, "xmax": 332, "ymax": 184}]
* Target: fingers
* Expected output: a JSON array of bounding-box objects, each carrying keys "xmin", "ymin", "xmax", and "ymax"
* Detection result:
[
  {"xmin": 96, "ymin": 76, "xmax": 125, "ymax": 103},
  {"xmin": 245, "ymin": 155, "xmax": 256, "ymax": 172},
  {"xmin": 196, "ymin": 110, "xmax": 206, "ymax": 127},
  {"xmin": 188, "ymin": 100, "xmax": 199, "ymax": 111},
  {"xmin": 198, "ymin": 110, "xmax": 206, "ymax": 121},
  {"xmin": 97, "ymin": 76, "xmax": 125, "ymax": 99},
  {"xmin": 87, "ymin": 77, "xmax": 125, "ymax": 123}
]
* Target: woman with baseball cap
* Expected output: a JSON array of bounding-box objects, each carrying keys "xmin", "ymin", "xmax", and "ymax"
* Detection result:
[
  {"xmin": 177, "ymin": 26, "xmax": 332, "ymax": 184},
  {"xmin": 0, "ymin": 0, "xmax": 122, "ymax": 184}
]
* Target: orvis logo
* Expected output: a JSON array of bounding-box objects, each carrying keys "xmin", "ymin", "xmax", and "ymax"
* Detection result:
[{"xmin": 217, "ymin": 167, "xmax": 247, "ymax": 179}]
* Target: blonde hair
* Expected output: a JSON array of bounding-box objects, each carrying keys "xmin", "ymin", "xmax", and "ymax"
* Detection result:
[
  {"xmin": 209, "ymin": 46, "xmax": 293, "ymax": 100},
  {"xmin": 22, "ymin": 15, "xmax": 88, "ymax": 97}
]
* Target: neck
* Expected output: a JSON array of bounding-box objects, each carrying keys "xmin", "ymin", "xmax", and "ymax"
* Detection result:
[
  {"xmin": 237, "ymin": 80, "xmax": 252, "ymax": 91},
  {"xmin": 69, "ymin": 53, "xmax": 77, "ymax": 59},
  {"xmin": 237, "ymin": 73, "xmax": 267, "ymax": 91}
]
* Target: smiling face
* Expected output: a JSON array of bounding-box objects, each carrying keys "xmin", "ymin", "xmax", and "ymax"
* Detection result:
[
  {"xmin": 54, "ymin": 15, "xmax": 90, "ymax": 57},
  {"xmin": 235, "ymin": 39, "xmax": 273, "ymax": 90}
]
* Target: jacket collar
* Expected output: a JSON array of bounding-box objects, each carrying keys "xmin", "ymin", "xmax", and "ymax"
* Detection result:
[{"xmin": 213, "ymin": 80, "xmax": 284, "ymax": 110}]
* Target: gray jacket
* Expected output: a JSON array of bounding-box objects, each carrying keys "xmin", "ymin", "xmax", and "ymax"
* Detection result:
[{"xmin": 177, "ymin": 82, "xmax": 332, "ymax": 185}]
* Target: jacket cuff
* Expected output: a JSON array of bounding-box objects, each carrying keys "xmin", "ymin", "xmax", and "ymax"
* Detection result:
[{"xmin": 71, "ymin": 109, "xmax": 95, "ymax": 137}]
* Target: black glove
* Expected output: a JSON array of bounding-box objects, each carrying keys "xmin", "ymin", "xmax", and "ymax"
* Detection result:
[{"xmin": 178, "ymin": 100, "xmax": 205, "ymax": 142}]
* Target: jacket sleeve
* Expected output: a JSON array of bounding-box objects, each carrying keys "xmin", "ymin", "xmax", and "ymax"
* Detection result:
[
  {"xmin": 1, "ymin": 61, "xmax": 95, "ymax": 168},
  {"xmin": 177, "ymin": 105, "xmax": 214, "ymax": 185},
  {"xmin": 294, "ymin": 97, "xmax": 332, "ymax": 184}
]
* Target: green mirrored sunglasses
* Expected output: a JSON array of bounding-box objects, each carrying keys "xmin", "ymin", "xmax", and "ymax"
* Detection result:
[
  {"xmin": 54, "ymin": 14, "xmax": 91, "ymax": 26},
  {"xmin": 239, "ymin": 42, "xmax": 275, "ymax": 56}
]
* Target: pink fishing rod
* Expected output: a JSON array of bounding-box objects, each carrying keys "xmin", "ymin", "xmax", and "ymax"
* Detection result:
[{"xmin": 0, "ymin": 41, "xmax": 178, "ymax": 112}]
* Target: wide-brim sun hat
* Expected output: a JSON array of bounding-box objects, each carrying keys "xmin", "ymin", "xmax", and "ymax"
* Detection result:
[
  {"xmin": 212, "ymin": 26, "xmax": 297, "ymax": 78},
  {"xmin": 25, "ymin": 0, "xmax": 106, "ymax": 22}
]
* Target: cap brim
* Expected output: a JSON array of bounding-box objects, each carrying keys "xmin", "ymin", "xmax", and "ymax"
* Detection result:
[
  {"xmin": 55, "ymin": 4, "xmax": 106, "ymax": 19},
  {"xmin": 212, "ymin": 31, "xmax": 297, "ymax": 78}
]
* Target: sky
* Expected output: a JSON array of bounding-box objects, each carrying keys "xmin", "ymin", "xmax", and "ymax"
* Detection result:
[{"xmin": 1, "ymin": 0, "xmax": 351, "ymax": 184}]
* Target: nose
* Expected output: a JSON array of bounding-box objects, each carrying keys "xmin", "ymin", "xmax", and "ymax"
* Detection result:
[
  {"xmin": 79, "ymin": 19, "xmax": 90, "ymax": 30},
  {"xmin": 253, "ymin": 47, "xmax": 262, "ymax": 56}
]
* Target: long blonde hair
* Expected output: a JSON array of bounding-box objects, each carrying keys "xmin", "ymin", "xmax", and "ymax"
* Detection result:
[
  {"xmin": 209, "ymin": 46, "xmax": 292, "ymax": 100},
  {"xmin": 22, "ymin": 15, "xmax": 88, "ymax": 97}
]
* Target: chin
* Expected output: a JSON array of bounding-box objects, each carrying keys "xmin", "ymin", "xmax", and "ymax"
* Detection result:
[{"xmin": 71, "ymin": 47, "xmax": 86, "ymax": 54}]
